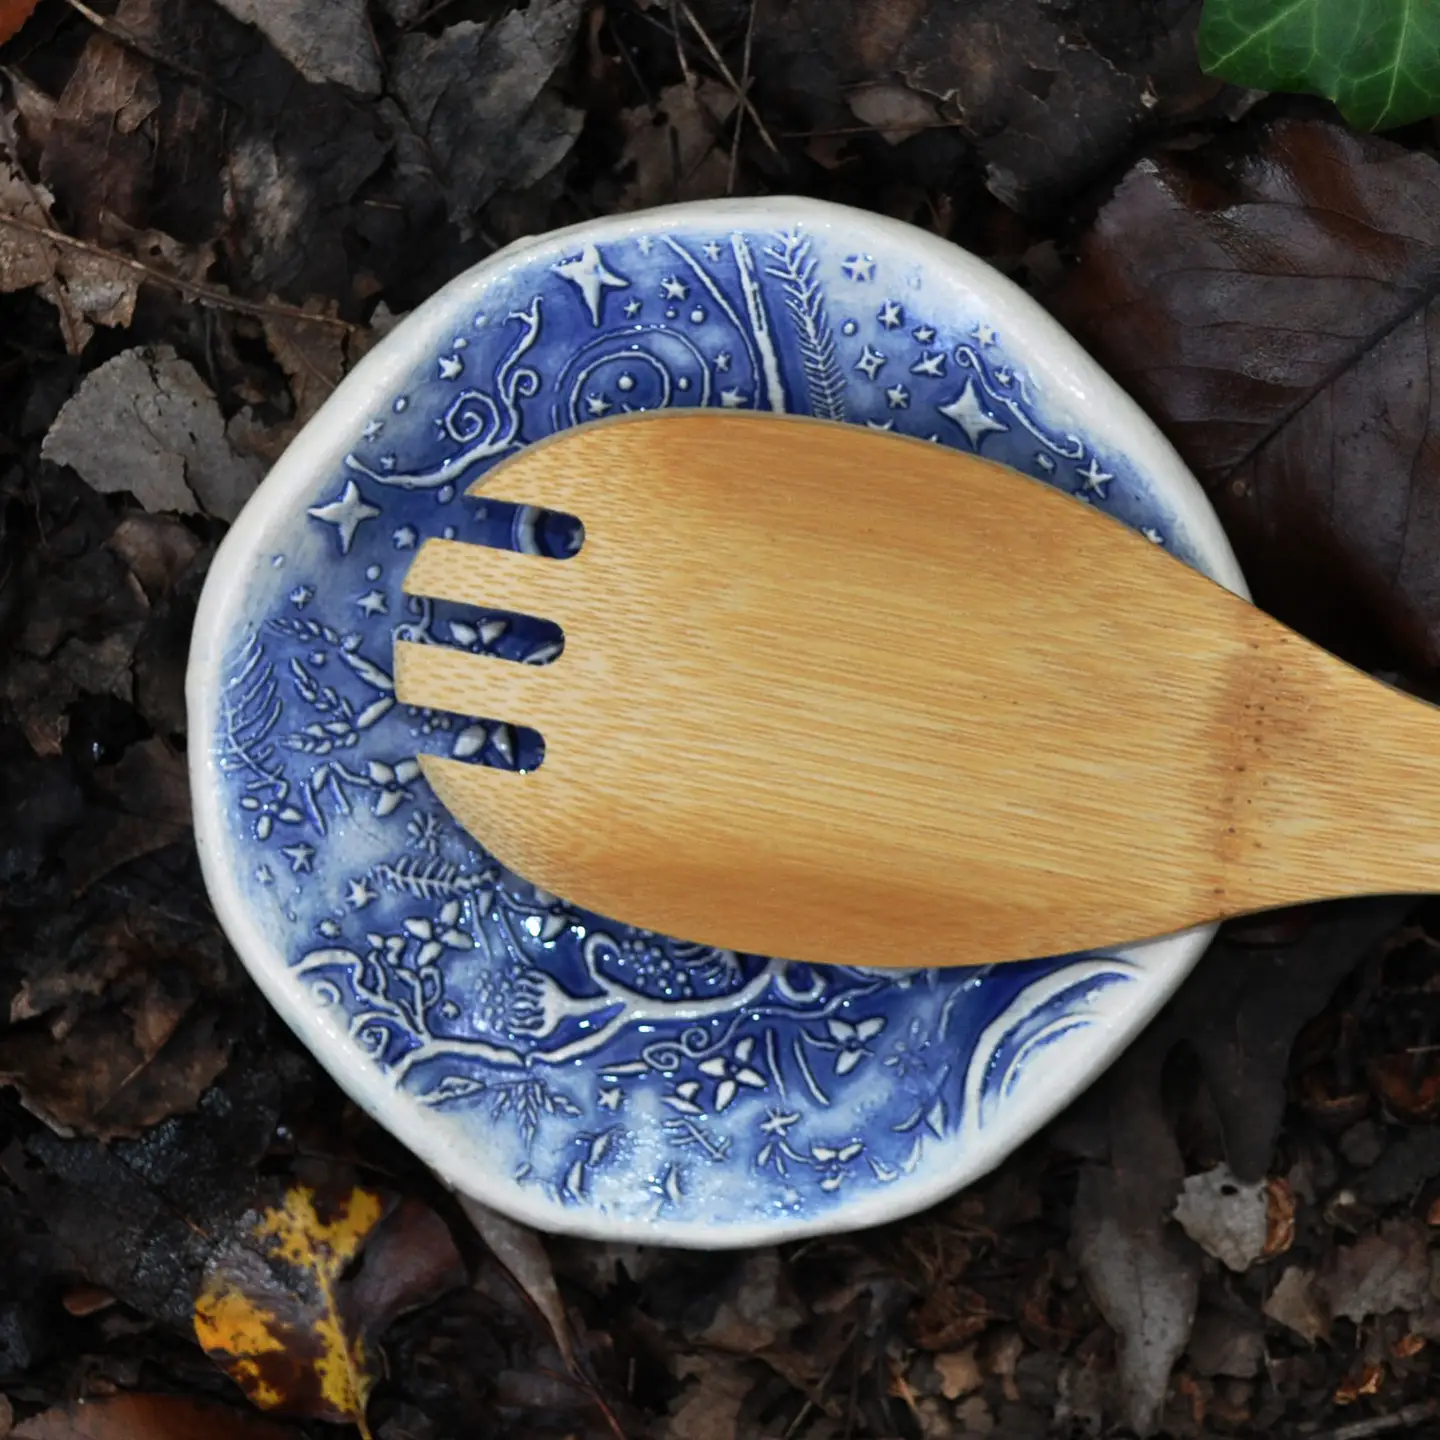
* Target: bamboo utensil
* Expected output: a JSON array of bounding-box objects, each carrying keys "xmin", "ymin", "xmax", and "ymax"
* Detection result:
[{"xmin": 394, "ymin": 410, "xmax": 1430, "ymax": 969}]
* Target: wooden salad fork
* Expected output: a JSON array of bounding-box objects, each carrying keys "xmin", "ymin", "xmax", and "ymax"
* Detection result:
[{"xmin": 392, "ymin": 410, "xmax": 1440, "ymax": 970}]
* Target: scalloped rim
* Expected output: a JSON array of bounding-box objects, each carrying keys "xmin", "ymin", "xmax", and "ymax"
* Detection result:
[{"xmin": 186, "ymin": 197, "xmax": 1248, "ymax": 1248}]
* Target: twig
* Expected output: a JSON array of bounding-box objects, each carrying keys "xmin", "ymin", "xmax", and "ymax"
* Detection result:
[
  {"xmin": 604, "ymin": 7, "xmax": 655, "ymax": 111},
  {"xmin": 664, "ymin": 0, "xmax": 704, "ymax": 200},
  {"xmin": 726, "ymin": 0, "xmax": 758, "ymax": 194},
  {"xmin": 781, "ymin": 1319, "xmax": 857, "ymax": 1439},
  {"xmin": 672, "ymin": 0, "xmax": 779, "ymax": 156},
  {"xmin": 401, "ymin": 0, "xmax": 465, "ymax": 31},
  {"xmin": 1313, "ymin": 1400, "xmax": 1440, "ymax": 1440},
  {"xmin": 778, "ymin": 120, "xmax": 969, "ymax": 139},
  {"xmin": 0, "ymin": 211, "xmax": 361, "ymax": 334},
  {"xmin": 667, "ymin": 0, "xmax": 700, "ymax": 98}
]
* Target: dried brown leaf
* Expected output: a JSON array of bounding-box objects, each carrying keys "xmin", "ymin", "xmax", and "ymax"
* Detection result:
[
  {"xmin": 1264, "ymin": 1176, "xmax": 1297, "ymax": 1257},
  {"xmin": 617, "ymin": 80, "xmax": 736, "ymax": 212},
  {"xmin": 690, "ymin": 1249, "xmax": 803, "ymax": 1355},
  {"xmin": 3, "ymin": 656, "xmax": 79, "ymax": 756},
  {"xmin": 661, "ymin": 1354, "xmax": 757, "ymax": 1440},
  {"xmin": 12, "ymin": 1394, "xmax": 297, "ymax": 1439},
  {"xmin": 261, "ymin": 297, "xmax": 348, "ymax": 428},
  {"xmin": 934, "ymin": 1346, "xmax": 983, "ymax": 1400},
  {"xmin": 1187, "ymin": 1308, "xmax": 1264, "ymax": 1380},
  {"xmin": 1053, "ymin": 118, "xmax": 1440, "ymax": 670},
  {"xmin": 42, "ymin": 347, "xmax": 263, "ymax": 519},
  {"xmin": 105, "ymin": 514, "xmax": 203, "ymax": 605},
  {"xmin": 1074, "ymin": 1155, "xmax": 1197, "ymax": 1437},
  {"xmin": 42, "ymin": 33, "xmax": 160, "ymax": 236},
  {"xmin": 1322, "ymin": 1220, "xmax": 1430, "ymax": 1324},
  {"xmin": 0, "ymin": 159, "xmax": 138, "ymax": 352},
  {"xmin": 390, "ymin": 1, "xmax": 585, "ymax": 236},
  {"xmin": 459, "ymin": 1195, "xmax": 574, "ymax": 1370},
  {"xmin": 212, "ymin": 0, "xmax": 381, "ymax": 95},
  {"xmin": 0, "ymin": 897, "xmax": 233, "ymax": 1140},
  {"xmin": 0, "ymin": 0, "xmax": 41, "ymax": 47},
  {"xmin": 741, "ymin": 0, "xmax": 1210, "ymax": 211},
  {"xmin": 1172, "ymin": 1165, "xmax": 1269, "ymax": 1273}
]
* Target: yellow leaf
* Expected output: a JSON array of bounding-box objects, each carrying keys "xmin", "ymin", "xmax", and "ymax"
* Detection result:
[{"xmin": 194, "ymin": 1184, "xmax": 388, "ymax": 1438}]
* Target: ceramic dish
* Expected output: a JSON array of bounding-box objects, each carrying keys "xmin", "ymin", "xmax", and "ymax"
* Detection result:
[{"xmin": 187, "ymin": 197, "xmax": 1246, "ymax": 1247}]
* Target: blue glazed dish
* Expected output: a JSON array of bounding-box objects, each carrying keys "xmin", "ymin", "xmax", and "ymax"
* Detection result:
[{"xmin": 187, "ymin": 198, "xmax": 1246, "ymax": 1246}]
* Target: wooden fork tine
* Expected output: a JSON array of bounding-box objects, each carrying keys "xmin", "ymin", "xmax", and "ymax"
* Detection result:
[
  {"xmin": 394, "ymin": 639, "xmax": 558, "ymax": 731},
  {"xmin": 403, "ymin": 538, "xmax": 583, "ymax": 627},
  {"xmin": 463, "ymin": 466, "xmax": 597, "ymax": 520}
]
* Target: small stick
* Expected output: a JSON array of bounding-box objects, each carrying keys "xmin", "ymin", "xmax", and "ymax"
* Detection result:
[
  {"xmin": 1313, "ymin": 1400, "xmax": 1440, "ymax": 1440},
  {"xmin": 0, "ymin": 211, "xmax": 361, "ymax": 333},
  {"xmin": 726, "ymin": 0, "xmax": 759, "ymax": 194},
  {"xmin": 673, "ymin": 0, "xmax": 779, "ymax": 156}
]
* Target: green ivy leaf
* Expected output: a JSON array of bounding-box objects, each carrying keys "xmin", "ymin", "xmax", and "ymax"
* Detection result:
[{"xmin": 1198, "ymin": 0, "xmax": 1440, "ymax": 131}]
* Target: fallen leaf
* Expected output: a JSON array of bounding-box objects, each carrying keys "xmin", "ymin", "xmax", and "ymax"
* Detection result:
[
  {"xmin": 1061, "ymin": 906, "xmax": 1401, "ymax": 1432},
  {"xmin": 1322, "ymin": 1220, "xmax": 1430, "ymax": 1324},
  {"xmin": 1356, "ymin": 1129, "xmax": 1440, "ymax": 1209},
  {"xmin": 261, "ymin": 298, "xmax": 348, "ymax": 429},
  {"xmin": 846, "ymin": 81, "xmax": 941, "ymax": 145},
  {"xmin": 1198, "ymin": 0, "xmax": 1440, "ymax": 130},
  {"xmin": 1173, "ymin": 1165, "xmax": 1269, "ymax": 1273},
  {"xmin": 661, "ymin": 1354, "xmax": 757, "ymax": 1440},
  {"xmin": 617, "ymin": 80, "xmax": 737, "ymax": 212},
  {"xmin": 1179, "ymin": 901, "xmax": 1410, "ymax": 1180},
  {"xmin": 12, "ymin": 1393, "xmax": 297, "ymax": 1439},
  {"xmin": 4, "ymin": 1057, "xmax": 306, "ymax": 1332},
  {"xmin": 62, "ymin": 736, "xmax": 192, "ymax": 892},
  {"xmin": 95, "ymin": 0, "xmax": 393, "ymax": 299},
  {"xmin": 343, "ymin": 1196, "xmax": 467, "ymax": 1340},
  {"xmin": 132, "ymin": 544, "xmax": 213, "ymax": 739},
  {"xmin": 40, "ymin": 33, "xmax": 161, "ymax": 237},
  {"xmin": 1367, "ymin": 1049, "xmax": 1440, "ymax": 1124},
  {"xmin": 0, "ymin": 154, "xmax": 140, "ymax": 353},
  {"xmin": 1186, "ymin": 1307, "xmax": 1264, "ymax": 1379},
  {"xmin": 211, "ymin": 0, "xmax": 381, "ymax": 94},
  {"xmin": 1265, "ymin": 1176, "xmax": 1297, "ymax": 1258},
  {"xmin": 61, "ymin": 1285, "xmax": 116, "ymax": 1318},
  {"xmin": 934, "ymin": 1346, "xmax": 983, "ymax": 1400},
  {"xmin": 1072, "ymin": 1043, "xmax": 1197, "ymax": 1439},
  {"xmin": 459, "ymin": 1195, "xmax": 575, "ymax": 1371},
  {"xmin": 1052, "ymin": 119, "xmax": 1440, "ymax": 671},
  {"xmin": 42, "ymin": 347, "xmax": 264, "ymax": 520},
  {"xmin": 1334, "ymin": 1363, "xmax": 1386, "ymax": 1405},
  {"xmin": 0, "ymin": 0, "xmax": 40, "ymax": 47},
  {"xmin": 196, "ymin": 1185, "xmax": 463, "ymax": 1435},
  {"xmin": 0, "ymin": 901, "xmax": 233, "ymax": 1140},
  {"xmin": 53, "ymin": 628, "xmax": 141, "ymax": 705},
  {"xmin": 105, "ymin": 514, "xmax": 203, "ymax": 606},
  {"xmin": 741, "ymin": 0, "xmax": 1215, "ymax": 212},
  {"xmin": 2, "ymin": 656, "xmax": 76, "ymax": 756},
  {"xmin": 390, "ymin": 2, "xmax": 585, "ymax": 237},
  {"xmin": 690, "ymin": 1249, "xmax": 803, "ymax": 1355}
]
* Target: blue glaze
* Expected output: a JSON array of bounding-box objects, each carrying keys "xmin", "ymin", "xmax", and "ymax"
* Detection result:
[{"xmin": 206, "ymin": 216, "xmax": 1213, "ymax": 1236}]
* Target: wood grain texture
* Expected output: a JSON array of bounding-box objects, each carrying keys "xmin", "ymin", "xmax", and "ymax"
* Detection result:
[{"xmin": 394, "ymin": 411, "xmax": 1440, "ymax": 968}]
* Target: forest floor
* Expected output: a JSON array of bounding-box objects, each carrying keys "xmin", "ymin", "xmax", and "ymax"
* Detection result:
[{"xmin": 5, "ymin": 2, "xmax": 1440, "ymax": 1437}]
